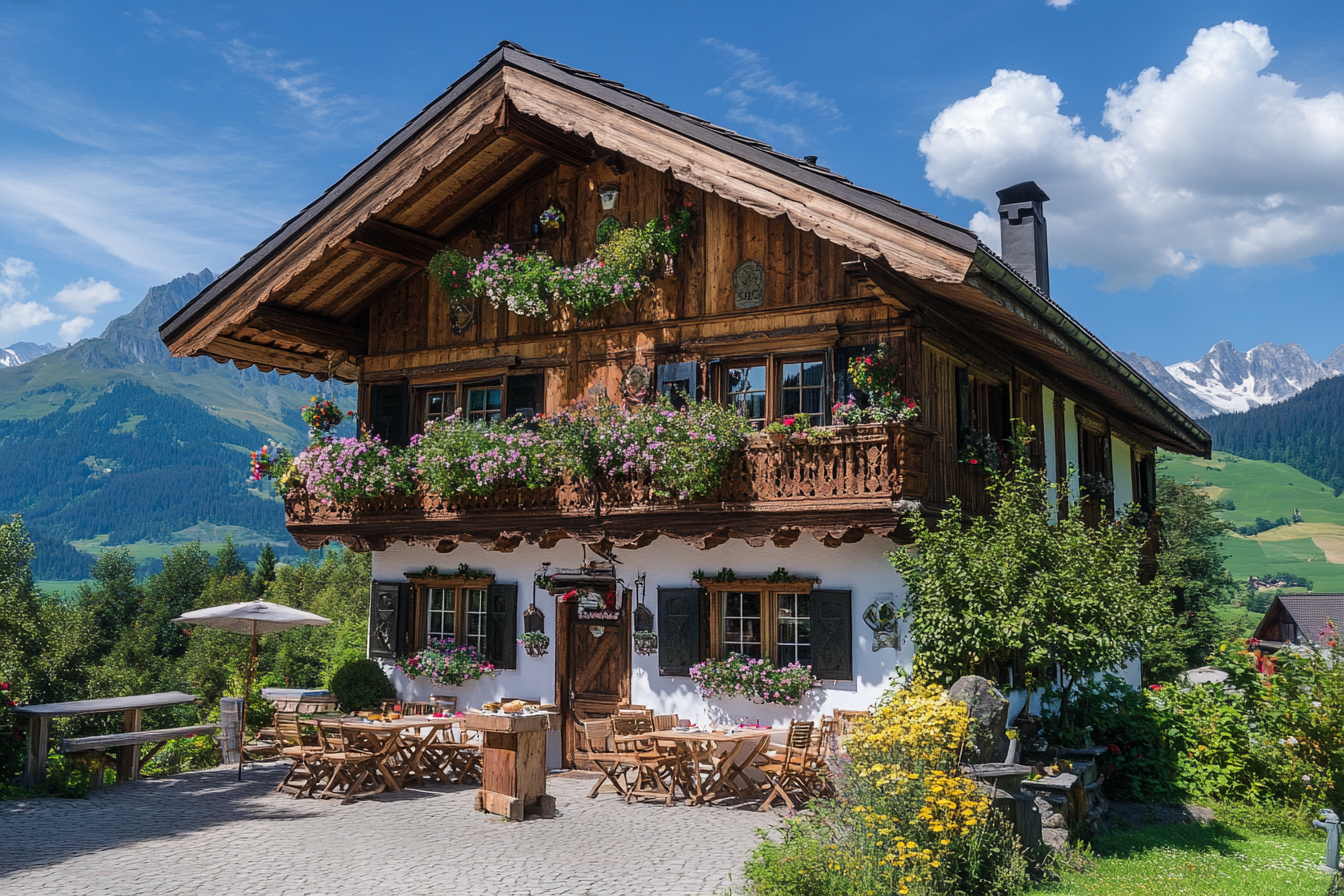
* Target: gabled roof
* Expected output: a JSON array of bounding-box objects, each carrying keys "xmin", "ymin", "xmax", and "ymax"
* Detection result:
[
  {"xmin": 1254, "ymin": 594, "xmax": 1344, "ymax": 645},
  {"xmin": 156, "ymin": 41, "xmax": 1208, "ymax": 454}
]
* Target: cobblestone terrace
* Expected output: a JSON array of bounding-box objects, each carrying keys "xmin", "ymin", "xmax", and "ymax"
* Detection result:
[{"xmin": 1, "ymin": 765, "xmax": 779, "ymax": 896}]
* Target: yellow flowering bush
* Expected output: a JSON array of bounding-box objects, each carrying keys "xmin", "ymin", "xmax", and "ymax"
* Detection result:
[{"xmin": 743, "ymin": 678, "xmax": 1027, "ymax": 896}]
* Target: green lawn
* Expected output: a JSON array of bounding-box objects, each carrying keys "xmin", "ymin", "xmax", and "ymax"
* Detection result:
[
  {"xmin": 1159, "ymin": 450, "xmax": 1344, "ymax": 593},
  {"xmin": 34, "ymin": 579, "xmax": 89, "ymax": 597},
  {"xmin": 1053, "ymin": 823, "xmax": 1331, "ymax": 895},
  {"xmin": 1214, "ymin": 604, "xmax": 1264, "ymax": 638}
]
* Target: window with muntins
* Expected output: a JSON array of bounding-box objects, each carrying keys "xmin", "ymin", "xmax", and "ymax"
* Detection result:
[
  {"xmin": 463, "ymin": 588, "xmax": 488, "ymax": 652},
  {"xmin": 774, "ymin": 592, "xmax": 812, "ymax": 666},
  {"xmin": 426, "ymin": 587, "xmax": 456, "ymax": 640},
  {"xmin": 723, "ymin": 591, "xmax": 763, "ymax": 658},
  {"xmin": 466, "ymin": 386, "xmax": 502, "ymax": 422},
  {"xmin": 425, "ymin": 389, "xmax": 458, "ymax": 425},
  {"xmin": 778, "ymin": 358, "xmax": 824, "ymax": 423},
  {"xmin": 726, "ymin": 364, "xmax": 767, "ymax": 426}
]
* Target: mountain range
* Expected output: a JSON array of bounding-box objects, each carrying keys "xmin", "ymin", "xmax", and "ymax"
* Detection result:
[
  {"xmin": 1122, "ymin": 341, "xmax": 1344, "ymax": 419},
  {"xmin": 0, "ymin": 270, "xmax": 352, "ymax": 579},
  {"xmin": 1, "ymin": 342, "xmax": 56, "ymax": 367}
]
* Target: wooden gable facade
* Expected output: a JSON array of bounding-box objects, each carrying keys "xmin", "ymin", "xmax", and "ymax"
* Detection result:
[{"xmin": 160, "ymin": 43, "xmax": 1209, "ymax": 556}]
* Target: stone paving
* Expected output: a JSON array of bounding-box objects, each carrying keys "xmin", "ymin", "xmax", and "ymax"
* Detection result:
[{"xmin": 1, "ymin": 764, "xmax": 781, "ymax": 896}]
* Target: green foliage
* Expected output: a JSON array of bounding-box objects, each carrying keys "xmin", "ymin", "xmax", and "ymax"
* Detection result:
[
  {"xmin": 888, "ymin": 428, "xmax": 1161, "ymax": 719},
  {"xmin": 414, "ymin": 414, "xmax": 559, "ymax": 497},
  {"xmin": 251, "ymin": 544, "xmax": 277, "ymax": 599},
  {"xmin": 329, "ymin": 659, "xmax": 396, "ymax": 712},
  {"xmin": 1142, "ymin": 477, "xmax": 1242, "ymax": 684},
  {"xmin": 426, "ymin": 207, "xmax": 695, "ymax": 321}
]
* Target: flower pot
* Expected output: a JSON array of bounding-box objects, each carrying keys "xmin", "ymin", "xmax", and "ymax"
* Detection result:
[{"xmin": 632, "ymin": 632, "xmax": 658, "ymax": 656}]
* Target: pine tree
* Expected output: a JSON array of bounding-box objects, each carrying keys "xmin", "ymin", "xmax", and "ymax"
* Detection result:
[
  {"xmin": 212, "ymin": 534, "xmax": 249, "ymax": 581},
  {"xmin": 251, "ymin": 543, "xmax": 277, "ymax": 599}
]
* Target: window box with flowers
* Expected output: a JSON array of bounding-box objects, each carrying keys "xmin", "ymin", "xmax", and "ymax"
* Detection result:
[
  {"xmin": 689, "ymin": 654, "xmax": 818, "ymax": 706},
  {"xmin": 397, "ymin": 638, "xmax": 498, "ymax": 687}
]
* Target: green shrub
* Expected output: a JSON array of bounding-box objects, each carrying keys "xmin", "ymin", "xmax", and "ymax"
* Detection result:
[{"xmin": 329, "ymin": 659, "xmax": 395, "ymax": 712}]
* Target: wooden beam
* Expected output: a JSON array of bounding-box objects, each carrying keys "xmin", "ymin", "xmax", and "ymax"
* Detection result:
[
  {"xmin": 204, "ymin": 336, "xmax": 358, "ymax": 381},
  {"xmin": 420, "ymin": 143, "xmax": 542, "ymax": 236},
  {"xmin": 494, "ymin": 98, "xmax": 598, "ymax": 168},
  {"xmin": 245, "ymin": 306, "xmax": 368, "ymax": 356},
  {"xmin": 343, "ymin": 219, "xmax": 444, "ymax": 267}
]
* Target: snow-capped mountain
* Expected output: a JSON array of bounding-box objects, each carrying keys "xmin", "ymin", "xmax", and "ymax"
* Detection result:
[
  {"xmin": 0, "ymin": 342, "xmax": 56, "ymax": 367},
  {"xmin": 1124, "ymin": 341, "xmax": 1344, "ymax": 418}
]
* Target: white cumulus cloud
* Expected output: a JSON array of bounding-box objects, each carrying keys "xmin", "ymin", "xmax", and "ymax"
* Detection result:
[
  {"xmin": 0, "ymin": 257, "xmax": 37, "ymax": 302},
  {"xmin": 0, "ymin": 256, "xmax": 56, "ymax": 339},
  {"xmin": 1047, "ymin": 0, "xmax": 1076, "ymax": 8},
  {"xmin": 52, "ymin": 277, "xmax": 121, "ymax": 312},
  {"xmin": 58, "ymin": 315, "xmax": 94, "ymax": 343},
  {"xmin": 919, "ymin": 21, "xmax": 1344, "ymax": 288}
]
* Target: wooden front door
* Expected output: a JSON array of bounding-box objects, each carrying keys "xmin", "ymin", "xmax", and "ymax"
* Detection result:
[{"xmin": 556, "ymin": 602, "xmax": 630, "ymax": 768}]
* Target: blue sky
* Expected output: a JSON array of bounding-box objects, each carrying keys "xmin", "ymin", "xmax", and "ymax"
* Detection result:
[{"xmin": 1, "ymin": 1, "xmax": 1341, "ymax": 365}]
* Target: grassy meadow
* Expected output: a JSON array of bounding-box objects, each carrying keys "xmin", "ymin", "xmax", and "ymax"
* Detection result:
[{"xmin": 1159, "ymin": 451, "xmax": 1344, "ymax": 593}]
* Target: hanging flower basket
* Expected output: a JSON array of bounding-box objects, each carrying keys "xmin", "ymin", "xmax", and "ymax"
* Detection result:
[
  {"xmin": 633, "ymin": 629, "xmax": 658, "ymax": 656},
  {"xmin": 519, "ymin": 632, "xmax": 550, "ymax": 658}
]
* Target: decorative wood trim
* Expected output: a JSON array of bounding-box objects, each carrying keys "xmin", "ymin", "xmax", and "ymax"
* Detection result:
[{"xmin": 203, "ymin": 336, "xmax": 358, "ymax": 381}]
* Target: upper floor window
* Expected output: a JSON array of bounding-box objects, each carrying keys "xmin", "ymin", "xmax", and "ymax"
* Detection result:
[
  {"xmin": 778, "ymin": 358, "xmax": 824, "ymax": 423},
  {"xmin": 466, "ymin": 385, "xmax": 502, "ymax": 422},
  {"xmin": 425, "ymin": 389, "xmax": 457, "ymax": 424},
  {"xmin": 726, "ymin": 363, "xmax": 767, "ymax": 426}
]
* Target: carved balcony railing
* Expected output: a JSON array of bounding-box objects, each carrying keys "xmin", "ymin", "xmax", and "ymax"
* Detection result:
[{"xmin": 284, "ymin": 423, "xmax": 936, "ymax": 548}]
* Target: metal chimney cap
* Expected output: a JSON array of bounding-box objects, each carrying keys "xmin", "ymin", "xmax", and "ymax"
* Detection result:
[
  {"xmin": 996, "ymin": 181, "xmax": 1050, "ymax": 206},
  {"xmin": 802, "ymin": 155, "xmax": 819, "ymax": 166}
]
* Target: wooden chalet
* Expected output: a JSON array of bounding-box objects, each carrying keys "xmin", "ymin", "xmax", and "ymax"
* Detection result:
[
  {"xmin": 1252, "ymin": 594, "xmax": 1344, "ymax": 647},
  {"xmin": 160, "ymin": 43, "xmax": 1209, "ymax": 765}
]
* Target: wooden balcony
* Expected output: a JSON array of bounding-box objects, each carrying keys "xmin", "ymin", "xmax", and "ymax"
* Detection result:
[{"xmin": 285, "ymin": 423, "xmax": 937, "ymax": 551}]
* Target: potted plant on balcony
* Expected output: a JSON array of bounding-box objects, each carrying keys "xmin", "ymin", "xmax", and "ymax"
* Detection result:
[
  {"xmin": 849, "ymin": 345, "xmax": 919, "ymax": 424},
  {"xmin": 832, "ymin": 395, "xmax": 866, "ymax": 431},
  {"xmin": 519, "ymin": 631, "xmax": 551, "ymax": 658}
]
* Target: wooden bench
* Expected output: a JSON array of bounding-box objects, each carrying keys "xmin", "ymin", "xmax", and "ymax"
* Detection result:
[{"xmin": 60, "ymin": 724, "xmax": 219, "ymax": 785}]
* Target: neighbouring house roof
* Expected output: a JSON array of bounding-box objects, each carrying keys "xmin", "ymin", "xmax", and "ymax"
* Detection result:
[
  {"xmin": 157, "ymin": 41, "xmax": 1209, "ymax": 455},
  {"xmin": 1253, "ymin": 594, "xmax": 1344, "ymax": 646}
]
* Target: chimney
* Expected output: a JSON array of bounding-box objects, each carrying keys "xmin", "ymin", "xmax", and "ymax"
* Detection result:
[{"xmin": 995, "ymin": 181, "xmax": 1050, "ymax": 295}]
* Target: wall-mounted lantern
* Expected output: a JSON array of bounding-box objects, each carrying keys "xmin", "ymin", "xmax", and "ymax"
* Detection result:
[{"xmin": 598, "ymin": 183, "xmax": 620, "ymax": 210}]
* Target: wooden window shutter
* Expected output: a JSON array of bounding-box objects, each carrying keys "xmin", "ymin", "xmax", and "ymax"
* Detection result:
[
  {"xmin": 809, "ymin": 589, "xmax": 853, "ymax": 681},
  {"xmin": 368, "ymin": 383, "xmax": 410, "ymax": 446},
  {"xmin": 656, "ymin": 362, "xmax": 698, "ymax": 408},
  {"xmin": 368, "ymin": 581, "xmax": 410, "ymax": 659},
  {"xmin": 485, "ymin": 583, "xmax": 518, "ymax": 671},
  {"xmin": 656, "ymin": 587, "xmax": 703, "ymax": 676},
  {"xmin": 505, "ymin": 372, "xmax": 543, "ymax": 419}
]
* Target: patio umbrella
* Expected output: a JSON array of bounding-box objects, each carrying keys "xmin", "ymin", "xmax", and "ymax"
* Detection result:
[{"xmin": 172, "ymin": 599, "xmax": 331, "ymax": 780}]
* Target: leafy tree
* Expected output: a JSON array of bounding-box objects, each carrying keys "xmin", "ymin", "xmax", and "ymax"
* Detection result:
[
  {"xmin": 76, "ymin": 550, "xmax": 141, "ymax": 659},
  {"xmin": 887, "ymin": 430, "xmax": 1163, "ymax": 722},
  {"xmin": 0, "ymin": 517, "xmax": 41, "ymax": 696},
  {"xmin": 1141, "ymin": 477, "xmax": 1240, "ymax": 684}
]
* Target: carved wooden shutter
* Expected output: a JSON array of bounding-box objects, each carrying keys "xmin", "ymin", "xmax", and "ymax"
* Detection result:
[
  {"xmin": 809, "ymin": 589, "xmax": 853, "ymax": 680},
  {"xmin": 368, "ymin": 383, "xmax": 410, "ymax": 446},
  {"xmin": 486, "ymin": 582, "xmax": 518, "ymax": 671},
  {"xmin": 505, "ymin": 372, "xmax": 543, "ymax": 419},
  {"xmin": 656, "ymin": 362, "xmax": 698, "ymax": 408},
  {"xmin": 657, "ymin": 587, "xmax": 703, "ymax": 676},
  {"xmin": 368, "ymin": 581, "xmax": 409, "ymax": 659}
]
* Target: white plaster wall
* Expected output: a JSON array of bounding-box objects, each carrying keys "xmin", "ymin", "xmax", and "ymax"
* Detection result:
[
  {"xmin": 1042, "ymin": 386, "xmax": 1059, "ymax": 516},
  {"xmin": 1063, "ymin": 399, "xmax": 1080, "ymax": 502},
  {"xmin": 370, "ymin": 536, "xmax": 914, "ymax": 740},
  {"xmin": 1111, "ymin": 437, "xmax": 1133, "ymax": 513}
]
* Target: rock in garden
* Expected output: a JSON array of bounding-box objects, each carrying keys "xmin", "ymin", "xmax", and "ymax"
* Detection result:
[{"xmin": 947, "ymin": 675, "xmax": 1010, "ymax": 763}]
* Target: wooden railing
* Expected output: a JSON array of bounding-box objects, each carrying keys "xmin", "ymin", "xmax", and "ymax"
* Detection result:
[{"xmin": 284, "ymin": 423, "xmax": 936, "ymax": 540}]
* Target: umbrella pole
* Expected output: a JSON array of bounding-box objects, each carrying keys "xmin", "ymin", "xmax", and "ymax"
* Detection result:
[{"xmin": 237, "ymin": 628, "xmax": 257, "ymax": 781}]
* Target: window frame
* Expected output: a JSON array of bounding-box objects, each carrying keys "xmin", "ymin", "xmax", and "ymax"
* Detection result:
[
  {"xmin": 714, "ymin": 352, "xmax": 833, "ymax": 428},
  {"xmin": 776, "ymin": 354, "xmax": 827, "ymax": 425},
  {"xmin": 412, "ymin": 375, "xmax": 513, "ymax": 434},
  {"xmin": 703, "ymin": 580, "xmax": 817, "ymax": 667},
  {"xmin": 409, "ymin": 575, "xmax": 496, "ymax": 652}
]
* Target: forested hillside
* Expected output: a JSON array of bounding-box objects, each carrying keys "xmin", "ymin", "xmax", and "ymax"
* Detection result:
[
  {"xmin": 0, "ymin": 271, "xmax": 353, "ymax": 578},
  {"xmin": 1202, "ymin": 375, "xmax": 1344, "ymax": 496}
]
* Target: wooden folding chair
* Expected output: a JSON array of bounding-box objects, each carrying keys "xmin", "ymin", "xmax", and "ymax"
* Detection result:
[
  {"xmin": 274, "ymin": 712, "xmax": 324, "ymax": 798},
  {"xmin": 314, "ymin": 721, "xmax": 377, "ymax": 804},
  {"xmin": 579, "ymin": 719, "xmax": 628, "ymax": 799},
  {"xmin": 757, "ymin": 720, "xmax": 818, "ymax": 811},
  {"xmin": 613, "ymin": 716, "xmax": 678, "ymax": 804},
  {"xmin": 652, "ymin": 714, "xmax": 679, "ymax": 731}
]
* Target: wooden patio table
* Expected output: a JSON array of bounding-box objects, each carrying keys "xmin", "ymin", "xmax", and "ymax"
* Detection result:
[
  {"xmin": 338, "ymin": 717, "xmax": 457, "ymax": 791},
  {"xmin": 13, "ymin": 691, "xmax": 199, "ymax": 786},
  {"xmin": 617, "ymin": 728, "xmax": 776, "ymax": 806}
]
